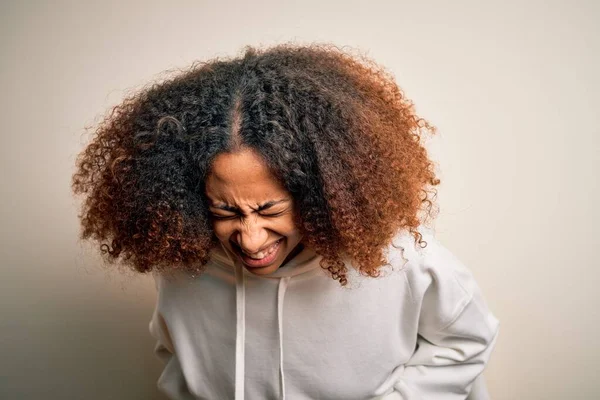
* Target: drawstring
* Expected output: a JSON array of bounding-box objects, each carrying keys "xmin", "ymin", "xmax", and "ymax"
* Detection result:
[
  {"xmin": 234, "ymin": 261, "xmax": 246, "ymax": 400},
  {"xmin": 277, "ymin": 276, "xmax": 291, "ymax": 400}
]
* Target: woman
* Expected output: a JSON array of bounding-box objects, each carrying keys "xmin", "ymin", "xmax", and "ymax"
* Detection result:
[{"xmin": 72, "ymin": 43, "xmax": 499, "ymax": 399}]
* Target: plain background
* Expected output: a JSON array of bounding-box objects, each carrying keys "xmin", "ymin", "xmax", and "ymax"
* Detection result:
[{"xmin": 1, "ymin": 1, "xmax": 598, "ymax": 399}]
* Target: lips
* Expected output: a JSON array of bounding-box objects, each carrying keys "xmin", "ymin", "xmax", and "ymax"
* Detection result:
[{"xmin": 236, "ymin": 239, "xmax": 283, "ymax": 268}]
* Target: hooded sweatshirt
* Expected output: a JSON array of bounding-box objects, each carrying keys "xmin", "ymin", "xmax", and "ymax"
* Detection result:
[{"xmin": 148, "ymin": 227, "xmax": 500, "ymax": 400}]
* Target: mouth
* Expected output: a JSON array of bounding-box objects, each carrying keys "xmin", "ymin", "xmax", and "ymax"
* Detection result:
[{"xmin": 235, "ymin": 238, "xmax": 283, "ymax": 268}]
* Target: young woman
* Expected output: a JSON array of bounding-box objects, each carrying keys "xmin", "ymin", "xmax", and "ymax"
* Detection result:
[{"xmin": 72, "ymin": 43, "xmax": 499, "ymax": 399}]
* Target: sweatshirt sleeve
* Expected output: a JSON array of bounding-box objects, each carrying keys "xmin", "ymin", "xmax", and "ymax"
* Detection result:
[
  {"xmin": 391, "ymin": 234, "xmax": 500, "ymax": 400},
  {"xmin": 148, "ymin": 275, "xmax": 197, "ymax": 400}
]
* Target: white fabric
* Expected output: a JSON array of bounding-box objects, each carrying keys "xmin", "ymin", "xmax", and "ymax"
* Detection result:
[{"xmin": 149, "ymin": 227, "xmax": 500, "ymax": 399}]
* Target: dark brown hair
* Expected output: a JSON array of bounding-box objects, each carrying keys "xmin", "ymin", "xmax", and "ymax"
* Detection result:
[{"xmin": 72, "ymin": 43, "xmax": 440, "ymax": 286}]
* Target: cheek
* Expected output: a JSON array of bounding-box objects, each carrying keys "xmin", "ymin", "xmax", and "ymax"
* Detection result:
[
  {"xmin": 212, "ymin": 221, "xmax": 234, "ymax": 240},
  {"xmin": 278, "ymin": 218, "xmax": 302, "ymax": 241}
]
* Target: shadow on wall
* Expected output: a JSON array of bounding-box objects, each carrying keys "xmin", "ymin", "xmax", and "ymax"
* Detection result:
[{"xmin": 2, "ymin": 265, "xmax": 166, "ymax": 400}]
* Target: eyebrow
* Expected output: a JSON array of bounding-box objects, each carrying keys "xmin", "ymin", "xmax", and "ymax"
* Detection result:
[{"xmin": 210, "ymin": 199, "xmax": 289, "ymax": 213}]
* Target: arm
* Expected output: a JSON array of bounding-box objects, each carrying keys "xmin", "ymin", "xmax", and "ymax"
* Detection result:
[
  {"xmin": 396, "ymin": 292, "xmax": 500, "ymax": 399},
  {"xmin": 386, "ymin": 233, "xmax": 500, "ymax": 399}
]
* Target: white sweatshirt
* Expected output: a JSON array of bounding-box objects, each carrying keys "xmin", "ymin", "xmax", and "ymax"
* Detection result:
[{"xmin": 148, "ymin": 228, "xmax": 500, "ymax": 400}]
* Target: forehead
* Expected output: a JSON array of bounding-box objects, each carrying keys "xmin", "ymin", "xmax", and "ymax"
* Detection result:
[{"xmin": 205, "ymin": 148, "xmax": 288, "ymax": 202}]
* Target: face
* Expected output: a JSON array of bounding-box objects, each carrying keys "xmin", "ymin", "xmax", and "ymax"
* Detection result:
[{"xmin": 205, "ymin": 147, "xmax": 304, "ymax": 275}]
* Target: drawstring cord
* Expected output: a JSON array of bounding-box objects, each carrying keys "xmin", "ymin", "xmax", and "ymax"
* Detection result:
[
  {"xmin": 234, "ymin": 261, "xmax": 246, "ymax": 400},
  {"xmin": 277, "ymin": 276, "xmax": 291, "ymax": 399}
]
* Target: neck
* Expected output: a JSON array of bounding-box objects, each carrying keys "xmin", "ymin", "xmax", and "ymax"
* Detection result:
[{"xmin": 280, "ymin": 242, "xmax": 305, "ymax": 268}]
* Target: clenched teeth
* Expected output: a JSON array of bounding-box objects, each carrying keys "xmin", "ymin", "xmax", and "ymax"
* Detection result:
[{"xmin": 244, "ymin": 240, "xmax": 280, "ymax": 259}]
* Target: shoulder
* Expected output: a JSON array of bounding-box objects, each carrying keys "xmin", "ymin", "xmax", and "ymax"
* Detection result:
[{"xmin": 387, "ymin": 227, "xmax": 479, "ymax": 308}]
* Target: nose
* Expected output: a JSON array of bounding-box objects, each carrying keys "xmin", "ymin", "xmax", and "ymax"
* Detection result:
[{"xmin": 235, "ymin": 219, "xmax": 268, "ymax": 254}]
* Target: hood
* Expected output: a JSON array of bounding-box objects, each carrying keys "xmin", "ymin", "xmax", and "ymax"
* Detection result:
[{"xmin": 209, "ymin": 242, "xmax": 321, "ymax": 400}]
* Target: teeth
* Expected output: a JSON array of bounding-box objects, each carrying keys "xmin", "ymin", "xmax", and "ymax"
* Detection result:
[{"xmin": 244, "ymin": 240, "xmax": 279, "ymax": 259}]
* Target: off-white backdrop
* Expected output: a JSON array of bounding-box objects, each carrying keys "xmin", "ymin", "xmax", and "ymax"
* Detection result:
[{"xmin": 1, "ymin": 1, "xmax": 598, "ymax": 399}]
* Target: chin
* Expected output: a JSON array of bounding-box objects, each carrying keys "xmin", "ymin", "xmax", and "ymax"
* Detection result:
[{"xmin": 241, "ymin": 249, "xmax": 287, "ymax": 275}]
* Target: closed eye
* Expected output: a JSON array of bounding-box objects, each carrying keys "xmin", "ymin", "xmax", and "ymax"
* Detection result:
[
  {"xmin": 210, "ymin": 213, "xmax": 238, "ymax": 220},
  {"xmin": 260, "ymin": 211, "xmax": 285, "ymax": 218},
  {"xmin": 210, "ymin": 211, "xmax": 285, "ymax": 220}
]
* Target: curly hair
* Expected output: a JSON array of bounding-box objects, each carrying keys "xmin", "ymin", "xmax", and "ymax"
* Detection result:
[{"xmin": 71, "ymin": 42, "xmax": 440, "ymax": 286}]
